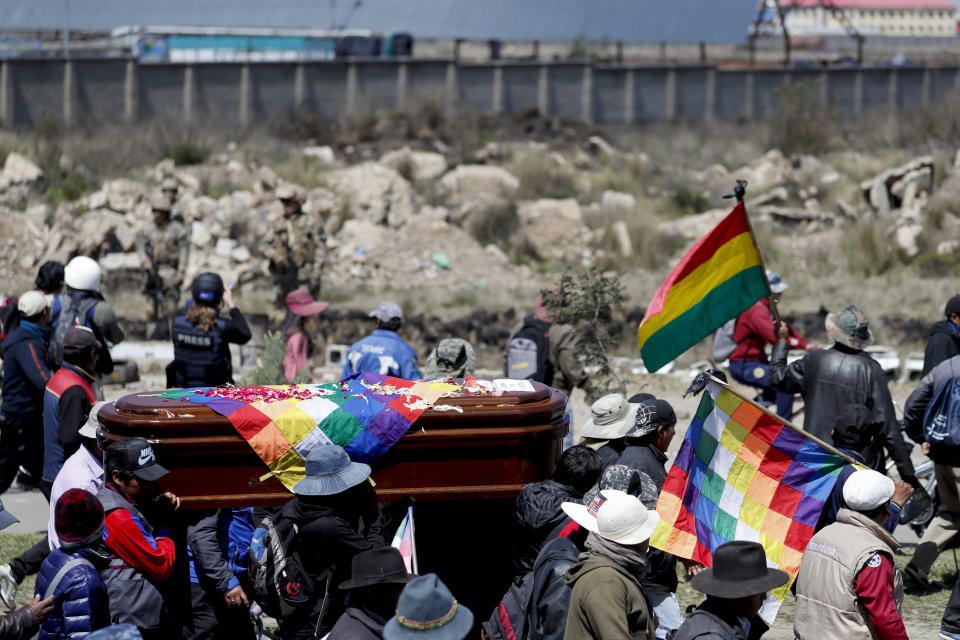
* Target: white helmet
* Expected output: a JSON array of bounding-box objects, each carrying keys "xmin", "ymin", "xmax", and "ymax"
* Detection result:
[{"xmin": 64, "ymin": 256, "xmax": 102, "ymax": 292}]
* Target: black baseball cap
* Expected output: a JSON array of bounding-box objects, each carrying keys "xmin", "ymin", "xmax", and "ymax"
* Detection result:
[
  {"xmin": 105, "ymin": 437, "xmax": 170, "ymax": 482},
  {"xmin": 946, "ymin": 294, "xmax": 960, "ymax": 318}
]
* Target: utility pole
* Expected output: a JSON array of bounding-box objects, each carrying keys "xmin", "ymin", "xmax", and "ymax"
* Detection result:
[{"xmin": 63, "ymin": 0, "xmax": 70, "ymax": 58}]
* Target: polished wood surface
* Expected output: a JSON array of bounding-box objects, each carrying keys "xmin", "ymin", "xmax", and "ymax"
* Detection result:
[{"xmin": 98, "ymin": 381, "xmax": 569, "ymax": 507}]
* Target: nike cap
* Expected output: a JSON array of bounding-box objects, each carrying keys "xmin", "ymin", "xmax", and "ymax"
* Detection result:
[{"xmin": 105, "ymin": 437, "xmax": 170, "ymax": 482}]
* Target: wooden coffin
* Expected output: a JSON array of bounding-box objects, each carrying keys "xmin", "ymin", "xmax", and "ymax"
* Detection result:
[{"xmin": 98, "ymin": 380, "xmax": 569, "ymax": 508}]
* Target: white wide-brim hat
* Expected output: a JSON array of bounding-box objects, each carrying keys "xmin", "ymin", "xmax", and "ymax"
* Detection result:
[
  {"xmin": 562, "ymin": 489, "xmax": 659, "ymax": 545},
  {"xmin": 581, "ymin": 394, "xmax": 637, "ymax": 440}
]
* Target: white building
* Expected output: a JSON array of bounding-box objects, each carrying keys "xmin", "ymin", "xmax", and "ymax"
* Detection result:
[{"xmin": 781, "ymin": 0, "xmax": 957, "ymax": 37}]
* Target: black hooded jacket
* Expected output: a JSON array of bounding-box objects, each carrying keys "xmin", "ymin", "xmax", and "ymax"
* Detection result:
[
  {"xmin": 512, "ymin": 480, "xmax": 581, "ymax": 574},
  {"xmin": 923, "ymin": 320, "xmax": 960, "ymax": 376},
  {"xmin": 277, "ymin": 491, "xmax": 389, "ymax": 639}
]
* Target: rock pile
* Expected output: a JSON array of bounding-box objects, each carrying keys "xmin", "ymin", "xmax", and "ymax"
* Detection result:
[{"xmin": 1, "ymin": 135, "xmax": 957, "ymax": 306}]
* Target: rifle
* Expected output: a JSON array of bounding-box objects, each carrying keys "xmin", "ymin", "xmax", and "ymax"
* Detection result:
[
  {"xmin": 143, "ymin": 239, "xmax": 164, "ymax": 324},
  {"xmin": 273, "ymin": 231, "xmax": 300, "ymax": 296}
]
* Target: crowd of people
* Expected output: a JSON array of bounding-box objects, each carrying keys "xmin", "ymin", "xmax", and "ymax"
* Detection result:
[{"xmin": 1, "ymin": 214, "xmax": 960, "ymax": 640}]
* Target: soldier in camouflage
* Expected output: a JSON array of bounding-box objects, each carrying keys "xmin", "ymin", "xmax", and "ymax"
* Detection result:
[
  {"xmin": 160, "ymin": 178, "xmax": 181, "ymax": 220},
  {"xmin": 137, "ymin": 193, "xmax": 190, "ymax": 335},
  {"xmin": 267, "ymin": 185, "xmax": 327, "ymax": 306}
]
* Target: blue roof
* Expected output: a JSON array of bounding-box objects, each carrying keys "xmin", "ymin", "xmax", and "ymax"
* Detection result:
[{"xmin": 2, "ymin": 0, "xmax": 758, "ymax": 44}]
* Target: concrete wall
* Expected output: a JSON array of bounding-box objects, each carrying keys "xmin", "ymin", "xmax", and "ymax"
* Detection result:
[{"xmin": 1, "ymin": 58, "xmax": 958, "ymax": 128}]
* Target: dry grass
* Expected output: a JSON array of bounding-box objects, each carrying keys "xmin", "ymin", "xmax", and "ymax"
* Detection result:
[{"xmin": 508, "ymin": 150, "xmax": 579, "ymax": 200}]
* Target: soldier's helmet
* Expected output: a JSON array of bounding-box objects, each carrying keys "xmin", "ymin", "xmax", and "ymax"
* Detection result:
[{"xmin": 150, "ymin": 193, "xmax": 172, "ymax": 213}]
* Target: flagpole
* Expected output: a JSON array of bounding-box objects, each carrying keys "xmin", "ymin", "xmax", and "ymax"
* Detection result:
[
  {"xmin": 732, "ymin": 180, "xmax": 782, "ymax": 325},
  {"xmin": 407, "ymin": 505, "xmax": 418, "ymax": 575},
  {"xmin": 710, "ymin": 375, "xmax": 859, "ymax": 465}
]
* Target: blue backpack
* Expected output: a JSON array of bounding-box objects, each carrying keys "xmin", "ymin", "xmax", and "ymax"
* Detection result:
[{"xmin": 923, "ymin": 376, "xmax": 960, "ymax": 455}]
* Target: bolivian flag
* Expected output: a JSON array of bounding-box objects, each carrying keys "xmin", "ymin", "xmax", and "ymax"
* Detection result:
[{"xmin": 638, "ymin": 201, "xmax": 769, "ymax": 372}]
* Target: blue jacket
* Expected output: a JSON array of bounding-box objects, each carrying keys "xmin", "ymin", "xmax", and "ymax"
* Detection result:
[
  {"xmin": 187, "ymin": 507, "xmax": 255, "ymax": 593},
  {"xmin": 817, "ymin": 448, "xmax": 900, "ymax": 533},
  {"xmin": 0, "ymin": 322, "xmax": 52, "ymax": 420},
  {"xmin": 342, "ymin": 329, "xmax": 420, "ymax": 380},
  {"xmin": 35, "ymin": 548, "xmax": 110, "ymax": 640}
]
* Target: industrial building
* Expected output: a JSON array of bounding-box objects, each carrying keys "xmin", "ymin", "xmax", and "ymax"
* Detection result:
[{"xmin": 780, "ymin": 0, "xmax": 957, "ymax": 38}]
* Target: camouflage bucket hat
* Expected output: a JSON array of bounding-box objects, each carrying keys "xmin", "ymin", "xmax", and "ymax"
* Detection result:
[
  {"xmin": 825, "ymin": 304, "xmax": 874, "ymax": 350},
  {"xmin": 582, "ymin": 465, "xmax": 660, "ymax": 510},
  {"xmin": 423, "ymin": 338, "xmax": 476, "ymax": 379}
]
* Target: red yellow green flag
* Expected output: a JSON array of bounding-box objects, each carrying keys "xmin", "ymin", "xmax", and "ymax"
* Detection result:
[{"xmin": 637, "ymin": 201, "xmax": 769, "ymax": 372}]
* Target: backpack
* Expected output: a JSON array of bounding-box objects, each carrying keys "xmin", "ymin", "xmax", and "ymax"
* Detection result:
[
  {"xmin": 923, "ymin": 376, "xmax": 960, "ymax": 451},
  {"xmin": 247, "ymin": 515, "xmax": 318, "ymax": 620},
  {"xmin": 711, "ymin": 317, "xmax": 740, "ymax": 362},
  {"xmin": 506, "ymin": 319, "xmax": 552, "ymax": 384},
  {"xmin": 49, "ymin": 294, "xmax": 99, "ymax": 368},
  {"xmin": 481, "ymin": 572, "xmax": 534, "ymax": 640},
  {"xmin": 50, "ymin": 294, "xmax": 113, "ymax": 374}
]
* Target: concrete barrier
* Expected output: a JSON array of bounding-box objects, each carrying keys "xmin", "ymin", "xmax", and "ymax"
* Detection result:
[{"xmin": 3, "ymin": 57, "xmax": 960, "ymax": 128}]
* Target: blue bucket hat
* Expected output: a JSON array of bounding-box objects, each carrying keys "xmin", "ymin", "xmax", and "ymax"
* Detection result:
[
  {"xmin": 292, "ymin": 445, "xmax": 371, "ymax": 496},
  {"xmin": 384, "ymin": 574, "xmax": 473, "ymax": 640}
]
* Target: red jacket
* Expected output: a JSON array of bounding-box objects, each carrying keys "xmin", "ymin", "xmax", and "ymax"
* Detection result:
[
  {"xmin": 853, "ymin": 553, "xmax": 908, "ymax": 640},
  {"xmin": 730, "ymin": 298, "xmax": 807, "ymax": 363}
]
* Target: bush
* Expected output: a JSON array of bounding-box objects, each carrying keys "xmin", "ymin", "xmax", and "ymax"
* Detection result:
[
  {"xmin": 585, "ymin": 206, "xmax": 685, "ymax": 271},
  {"xmin": 169, "ymin": 142, "xmax": 209, "ymax": 166},
  {"xmin": 465, "ymin": 200, "xmax": 520, "ymax": 249},
  {"xmin": 841, "ymin": 219, "xmax": 899, "ymax": 277},
  {"xmin": 913, "ymin": 252, "xmax": 960, "ymax": 278},
  {"xmin": 46, "ymin": 172, "xmax": 89, "ymax": 205},
  {"xmin": 768, "ymin": 80, "xmax": 840, "ymax": 156},
  {"xmin": 671, "ymin": 186, "xmax": 711, "ymax": 216},
  {"xmin": 511, "ymin": 151, "xmax": 578, "ymax": 200}
]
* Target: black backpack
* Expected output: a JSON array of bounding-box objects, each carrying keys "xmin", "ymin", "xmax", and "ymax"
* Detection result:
[
  {"xmin": 506, "ymin": 318, "xmax": 552, "ymax": 384},
  {"xmin": 50, "ymin": 294, "xmax": 113, "ymax": 373},
  {"xmin": 248, "ymin": 515, "xmax": 326, "ymax": 620},
  {"xmin": 481, "ymin": 573, "xmax": 534, "ymax": 640}
]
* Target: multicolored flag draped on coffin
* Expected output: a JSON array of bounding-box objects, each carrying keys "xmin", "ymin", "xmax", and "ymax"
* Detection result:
[
  {"xmin": 153, "ymin": 372, "xmax": 459, "ymax": 490},
  {"xmin": 649, "ymin": 380, "xmax": 848, "ymax": 620}
]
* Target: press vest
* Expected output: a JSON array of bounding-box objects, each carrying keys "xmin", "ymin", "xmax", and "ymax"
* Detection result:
[
  {"xmin": 172, "ymin": 313, "xmax": 230, "ymax": 387},
  {"xmin": 42, "ymin": 366, "xmax": 96, "ymax": 483},
  {"xmin": 794, "ymin": 508, "xmax": 904, "ymax": 640},
  {"xmin": 95, "ymin": 487, "xmax": 166, "ymax": 629}
]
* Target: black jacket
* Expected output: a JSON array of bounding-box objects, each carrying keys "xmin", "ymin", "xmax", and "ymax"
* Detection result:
[
  {"xmin": 326, "ymin": 606, "xmax": 387, "ymax": 640},
  {"xmin": 277, "ymin": 493, "xmax": 389, "ymax": 640},
  {"xmin": 596, "ymin": 442, "xmax": 623, "ymax": 469},
  {"xmin": 617, "ymin": 442, "xmax": 669, "ymax": 491},
  {"xmin": 0, "ymin": 604, "xmax": 40, "ymax": 640},
  {"xmin": 905, "ymin": 355, "xmax": 960, "ymax": 465},
  {"xmin": 670, "ymin": 598, "xmax": 768, "ymax": 640},
  {"xmin": 512, "ymin": 481, "xmax": 581, "ymax": 574},
  {"xmin": 769, "ymin": 341, "xmax": 918, "ymax": 487},
  {"xmin": 923, "ymin": 320, "xmax": 960, "ymax": 377},
  {"xmin": 527, "ymin": 536, "xmax": 580, "ymax": 640}
]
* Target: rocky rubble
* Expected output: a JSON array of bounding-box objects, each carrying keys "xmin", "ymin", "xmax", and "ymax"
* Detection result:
[{"xmin": 0, "ymin": 135, "xmax": 956, "ymax": 303}]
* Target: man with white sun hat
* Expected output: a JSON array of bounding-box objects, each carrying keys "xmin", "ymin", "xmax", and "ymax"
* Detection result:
[
  {"xmin": 563, "ymin": 490, "xmax": 660, "ymax": 640},
  {"xmin": 794, "ymin": 469, "xmax": 907, "ymax": 640}
]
